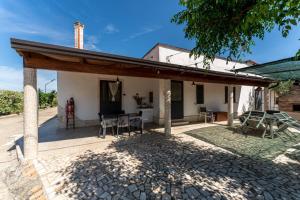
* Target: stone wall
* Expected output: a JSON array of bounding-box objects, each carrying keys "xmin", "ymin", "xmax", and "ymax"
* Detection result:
[{"xmin": 278, "ymin": 85, "xmax": 300, "ymax": 112}]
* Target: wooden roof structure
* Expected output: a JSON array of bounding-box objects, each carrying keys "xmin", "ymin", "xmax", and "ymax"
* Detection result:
[{"xmin": 11, "ymin": 38, "xmax": 273, "ymax": 86}]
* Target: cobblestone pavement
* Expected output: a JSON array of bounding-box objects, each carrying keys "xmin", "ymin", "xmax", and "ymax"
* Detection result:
[
  {"xmin": 0, "ymin": 107, "xmax": 57, "ymax": 199},
  {"xmin": 42, "ymin": 132, "xmax": 300, "ymax": 200}
]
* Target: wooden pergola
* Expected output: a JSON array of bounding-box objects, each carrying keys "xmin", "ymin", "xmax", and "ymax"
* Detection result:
[{"xmin": 11, "ymin": 38, "xmax": 273, "ymax": 160}]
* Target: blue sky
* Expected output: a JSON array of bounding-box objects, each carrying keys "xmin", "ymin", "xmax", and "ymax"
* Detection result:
[{"xmin": 0, "ymin": 0, "xmax": 299, "ymax": 91}]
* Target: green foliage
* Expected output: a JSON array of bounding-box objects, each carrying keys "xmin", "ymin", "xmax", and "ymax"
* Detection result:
[
  {"xmin": 38, "ymin": 89, "xmax": 57, "ymax": 108},
  {"xmin": 0, "ymin": 90, "xmax": 23, "ymax": 115},
  {"xmin": 48, "ymin": 90, "xmax": 58, "ymax": 107},
  {"xmin": 172, "ymin": 0, "xmax": 300, "ymax": 65},
  {"xmin": 270, "ymin": 80, "xmax": 294, "ymax": 96},
  {"xmin": 0, "ymin": 90, "xmax": 57, "ymax": 116}
]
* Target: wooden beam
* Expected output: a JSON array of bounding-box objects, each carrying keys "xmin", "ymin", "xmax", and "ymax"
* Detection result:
[{"xmin": 23, "ymin": 54, "xmax": 269, "ymax": 86}]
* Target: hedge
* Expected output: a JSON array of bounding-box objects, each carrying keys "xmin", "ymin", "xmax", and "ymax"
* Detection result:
[
  {"xmin": 0, "ymin": 90, "xmax": 23, "ymax": 115},
  {"xmin": 0, "ymin": 90, "xmax": 57, "ymax": 116},
  {"xmin": 38, "ymin": 89, "xmax": 57, "ymax": 109}
]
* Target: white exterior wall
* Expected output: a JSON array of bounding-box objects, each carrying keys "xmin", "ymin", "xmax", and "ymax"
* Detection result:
[
  {"xmin": 152, "ymin": 46, "xmax": 256, "ymax": 119},
  {"xmin": 57, "ymin": 44, "xmax": 269, "ymax": 127},
  {"xmin": 57, "ymin": 71, "xmax": 160, "ymax": 127},
  {"xmin": 182, "ymin": 82, "xmax": 253, "ymax": 120},
  {"xmin": 157, "ymin": 46, "xmax": 248, "ymax": 72},
  {"xmin": 143, "ymin": 45, "xmax": 159, "ymax": 61}
]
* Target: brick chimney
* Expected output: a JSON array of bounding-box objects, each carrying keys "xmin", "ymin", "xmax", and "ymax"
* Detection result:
[{"xmin": 74, "ymin": 21, "xmax": 84, "ymax": 49}]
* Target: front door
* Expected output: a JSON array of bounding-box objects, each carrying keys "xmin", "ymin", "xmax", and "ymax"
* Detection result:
[
  {"xmin": 171, "ymin": 80, "xmax": 184, "ymax": 119},
  {"xmin": 254, "ymin": 87, "xmax": 262, "ymax": 111},
  {"xmin": 100, "ymin": 80, "xmax": 122, "ymax": 115}
]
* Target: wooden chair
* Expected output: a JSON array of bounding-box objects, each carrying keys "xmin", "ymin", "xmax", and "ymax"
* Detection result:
[
  {"xmin": 98, "ymin": 113, "xmax": 116, "ymax": 138},
  {"xmin": 199, "ymin": 107, "xmax": 214, "ymax": 123},
  {"xmin": 130, "ymin": 111, "xmax": 143, "ymax": 134},
  {"xmin": 117, "ymin": 114, "xmax": 130, "ymax": 137}
]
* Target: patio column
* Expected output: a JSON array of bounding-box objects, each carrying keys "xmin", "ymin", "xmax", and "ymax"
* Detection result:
[
  {"xmin": 264, "ymin": 87, "xmax": 270, "ymax": 111},
  {"xmin": 23, "ymin": 67, "xmax": 38, "ymax": 160},
  {"xmin": 227, "ymin": 85, "xmax": 234, "ymax": 127},
  {"xmin": 164, "ymin": 79, "xmax": 171, "ymax": 135}
]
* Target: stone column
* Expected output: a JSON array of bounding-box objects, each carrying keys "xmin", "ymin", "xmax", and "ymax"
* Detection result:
[
  {"xmin": 227, "ymin": 85, "xmax": 234, "ymax": 127},
  {"xmin": 164, "ymin": 79, "xmax": 171, "ymax": 135},
  {"xmin": 23, "ymin": 67, "xmax": 38, "ymax": 160},
  {"xmin": 264, "ymin": 87, "xmax": 270, "ymax": 111}
]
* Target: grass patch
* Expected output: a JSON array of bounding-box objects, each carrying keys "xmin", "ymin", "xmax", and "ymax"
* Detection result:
[{"xmin": 185, "ymin": 125, "xmax": 300, "ymax": 160}]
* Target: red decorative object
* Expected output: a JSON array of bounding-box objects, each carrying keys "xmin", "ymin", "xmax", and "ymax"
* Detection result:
[{"xmin": 65, "ymin": 97, "xmax": 75, "ymax": 129}]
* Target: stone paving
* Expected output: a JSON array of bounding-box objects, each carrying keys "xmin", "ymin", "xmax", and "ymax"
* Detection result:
[{"xmin": 42, "ymin": 132, "xmax": 300, "ymax": 200}]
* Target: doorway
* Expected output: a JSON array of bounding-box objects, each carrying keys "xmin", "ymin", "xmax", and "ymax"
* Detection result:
[
  {"xmin": 100, "ymin": 80, "xmax": 122, "ymax": 114},
  {"xmin": 171, "ymin": 80, "xmax": 184, "ymax": 119}
]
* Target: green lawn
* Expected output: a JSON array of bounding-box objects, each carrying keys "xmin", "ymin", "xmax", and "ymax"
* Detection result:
[{"xmin": 185, "ymin": 125, "xmax": 300, "ymax": 160}]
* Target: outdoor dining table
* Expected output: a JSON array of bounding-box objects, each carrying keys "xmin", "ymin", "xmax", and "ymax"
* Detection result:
[{"xmin": 99, "ymin": 113, "xmax": 143, "ymax": 137}]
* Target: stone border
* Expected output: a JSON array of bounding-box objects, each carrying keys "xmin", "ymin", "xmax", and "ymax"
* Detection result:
[
  {"xmin": 0, "ymin": 107, "xmax": 56, "ymax": 120},
  {"xmin": 15, "ymin": 144, "xmax": 24, "ymax": 163},
  {"xmin": 14, "ymin": 143, "xmax": 50, "ymax": 200},
  {"xmin": 0, "ymin": 113, "xmax": 20, "ymax": 119},
  {"xmin": 32, "ymin": 160, "xmax": 54, "ymax": 200}
]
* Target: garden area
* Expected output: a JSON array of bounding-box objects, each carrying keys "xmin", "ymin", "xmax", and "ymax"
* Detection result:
[
  {"xmin": 0, "ymin": 89, "xmax": 57, "ymax": 116},
  {"xmin": 185, "ymin": 125, "xmax": 300, "ymax": 161}
]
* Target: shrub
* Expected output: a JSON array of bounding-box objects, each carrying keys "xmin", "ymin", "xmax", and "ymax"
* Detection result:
[
  {"xmin": 0, "ymin": 89, "xmax": 57, "ymax": 116},
  {"xmin": 0, "ymin": 90, "xmax": 23, "ymax": 115},
  {"xmin": 48, "ymin": 90, "xmax": 58, "ymax": 107},
  {"xmin": 38, "ymin": 90, "xmax": 57, "ymax": 108}
]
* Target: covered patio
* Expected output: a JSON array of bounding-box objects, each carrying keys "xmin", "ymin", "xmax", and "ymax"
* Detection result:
[{"xmin": 11, "ymin": 38, "xmax": 273, "ymax": 160}]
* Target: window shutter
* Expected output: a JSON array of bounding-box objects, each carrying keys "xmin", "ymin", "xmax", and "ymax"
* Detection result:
[
  {"xmin": 225, "ymin": 86, "xmax": 228, "ymax": 103},
  {"xmin": 196, "ymin": 85, "xmax": 204, "ymax": 104},
  {"xmin": 233, "ymin": 87, "xmax": 236, "ymax": 103}
]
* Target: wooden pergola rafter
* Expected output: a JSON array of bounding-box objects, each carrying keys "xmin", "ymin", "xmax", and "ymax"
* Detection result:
[{"xmin": 12, "ymin": 38, "xmax": 272, "ymax": 86}]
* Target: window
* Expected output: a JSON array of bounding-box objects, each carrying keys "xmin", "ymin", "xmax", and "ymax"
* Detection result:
[
  {"xmin": 196, "ymin": 85, "xmax": 204, "ymax": 104},
  {"xmin": 225, "ymin": 86, "xmax": 236, "ymax": 103}
]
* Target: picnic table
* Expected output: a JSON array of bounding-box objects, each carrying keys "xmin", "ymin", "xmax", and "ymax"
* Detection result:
[{"xmin": 239, "ymin": 110, "xmax": 295, "ymax": 139}]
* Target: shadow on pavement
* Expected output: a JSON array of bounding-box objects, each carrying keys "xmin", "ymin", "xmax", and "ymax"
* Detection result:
[{"xmin": 56, "ymin": 132, "xmax": 300, "ymax": 199}]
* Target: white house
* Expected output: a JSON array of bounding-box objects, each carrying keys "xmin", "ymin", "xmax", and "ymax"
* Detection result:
[
  {"xmin": 56, "ymin": 22, "xmax": 272, "ymax": 127},
  {"xmin": 11, "ymin": 22, "xmax": 273, "ymax": 159}
]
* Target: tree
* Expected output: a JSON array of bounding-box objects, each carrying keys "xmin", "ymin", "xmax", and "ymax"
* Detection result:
[
  {"xmin": 172, "ymin": 0, "xmax": 300, "ymax": 64},
  {"xmin": 270, "ymin": 80, "xmax": 294, "ymax": 96}
]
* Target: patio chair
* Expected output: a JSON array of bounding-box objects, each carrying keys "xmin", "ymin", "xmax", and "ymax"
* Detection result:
[
  {"xmin": 98, "ymin": 113, "xmax": 116, "ymax": 138},
  {"xmin": 198, "ymin": 107, "xmax": 214, "ymax": 123},
  {"xmin": 129, "ymin": 111, "xmax": 143, "ymax": 134},
  {"xmin": 117, "ymin": 114, "xmax": 130, "ymax": 137}
]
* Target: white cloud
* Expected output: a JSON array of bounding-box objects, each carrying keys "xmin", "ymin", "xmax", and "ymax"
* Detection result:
[
  {"xmin": 0, "ymin": 66, "xmax": 23, "ymax": 91},
  {"xmin": 104, "ymin": 24, "xmax": 119, "ymax": 34},
  {"xmin": 124, "ymin": 26, "xmax": 161, "ymax": 41},
  {"xmin": 0, "ymin": 7, "xmax": 69, "ymax": 40},
  {"xmin": 85, "ymin": 35, "xmax": 100, "ymax": 51},
  {"xmin": 0, "ymin": 66, "xmax": 57, "ymax": 91}
]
